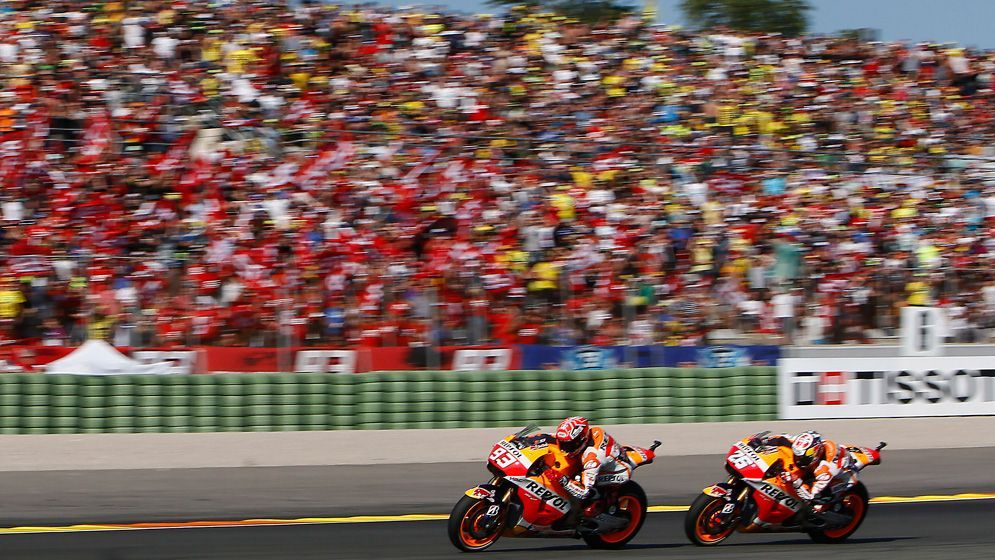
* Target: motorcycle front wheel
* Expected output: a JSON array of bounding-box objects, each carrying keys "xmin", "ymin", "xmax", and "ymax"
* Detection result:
[
  {"xmin": 807, "ymin": 483, "xmax": 870, "ymax": 544},
  {"xmin": 448, "ymin": 495, "xmax": 506, "ymax": 552},
  {"xmin": 685, "ymin": 493, "xmax": 738, "ymax": 546}
]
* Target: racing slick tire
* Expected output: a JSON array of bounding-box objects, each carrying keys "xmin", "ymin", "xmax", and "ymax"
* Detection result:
[
  {"xmin": 685, "ymin": 493, "xmax": 738, "ymax": 546},
  {"xmin": 448, "ymin": 495, "xmax": 506, "ymax": 552},
  {"xmin": 807, "ymin": 483, "xmax": 870, "ymax": 544}
]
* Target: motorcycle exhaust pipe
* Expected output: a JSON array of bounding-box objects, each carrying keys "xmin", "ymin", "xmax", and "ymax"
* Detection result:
[{"xmin": 811, "ymin": 510, "xmax": 853, "ymax": 529}]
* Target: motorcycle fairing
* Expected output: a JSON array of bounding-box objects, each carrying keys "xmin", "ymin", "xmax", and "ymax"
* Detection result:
[
  {"xmin": 702, "ymin": 483, "xmax": 734, "ymax": 498},
  {"xmin": 488, "ymin": 439, "xmax": 534, "ymax": 477},
  {"xmin": 594, "ymin": 457, "xmax": 632, "ymax": 486},
  {"xmin": 464, "ymin": 484, "xmax": 499, "ymax": 501},
  {"xmin": 623, "ymin": 445, "xmax": 657, "ymax": 467},
  {"xmin": 745, "ymin": 478, "xmax": 804, "ymax": 526},
  {"xmin": 845, "ymin": 445, "xmax": 883, "ymax": 470},
  {"xmin": 505, "ymin": 475, "xmax": 571, "ymax": 528},
  {"xmin": 726, "ymin": 440, "xmax": 771, "ymax": 480}
]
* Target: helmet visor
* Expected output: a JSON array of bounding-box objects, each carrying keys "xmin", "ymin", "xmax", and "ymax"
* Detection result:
[
  {"xmin": 559, "ymin": 436, "xmax": 585, "ymax": 455},
  {"xmin": 796, "ymin": 446, "xmax": 818, "ymax": 468}
]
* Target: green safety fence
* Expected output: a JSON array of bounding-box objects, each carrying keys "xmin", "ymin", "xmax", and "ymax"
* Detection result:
[{"xmin": 0, "ymin": 367, "xmax": 776, "ymax": 434}]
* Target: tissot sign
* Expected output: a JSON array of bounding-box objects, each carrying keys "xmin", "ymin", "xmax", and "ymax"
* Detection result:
[{"xmin": 779, "ymin": 356, "xmax": 995, "ymax": 419}]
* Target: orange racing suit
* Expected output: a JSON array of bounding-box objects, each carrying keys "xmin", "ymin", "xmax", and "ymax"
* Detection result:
[
  {"xmin": 559, "ymin": 427, "xmax": 632, "ymax": 500},
  {"xmin": 764, "ymin": 434, "xmax": 851, "ymax": 501}
]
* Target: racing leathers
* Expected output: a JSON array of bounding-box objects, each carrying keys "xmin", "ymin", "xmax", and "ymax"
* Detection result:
[
  {"xmin": 562, "ymin": 427, "xmax": 631, "ymax": 499},
  {"xmin": 762, "ymin": 433, "xmax": 850, "ymax": 502}
]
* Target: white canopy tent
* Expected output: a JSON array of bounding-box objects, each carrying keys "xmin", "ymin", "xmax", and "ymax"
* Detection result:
[{"xmin": 44, "ymin": 340, "xmax": 174, "ymax": 375}]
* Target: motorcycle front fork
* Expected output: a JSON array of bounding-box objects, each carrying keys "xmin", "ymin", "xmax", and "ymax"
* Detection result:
[
  {"xmin": 481, "ymin": 476, "xmax": 514, "ymax": 531},
  {"xmin": 716, "ymin": 480, "xmax": 750, "ymax": 524}
]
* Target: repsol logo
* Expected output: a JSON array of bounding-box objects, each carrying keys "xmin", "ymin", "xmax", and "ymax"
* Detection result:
[
  {"xmin": 757, "ymin": 482, "xmax": 801, "ymax": 511},
  {"xmin": 597, "ymin": 473, "xmax": 627, "ymax": 484},
  {"xmin": 499, "ymin": 440, "xmax": 526, "ymax": 461},
  {"xmin": 522, "ymin": 480, "xmax": 570, "ymax": 512},
  {"xmin": 736, "ymin": 442, "xmax": 764, "ymax": 465}
]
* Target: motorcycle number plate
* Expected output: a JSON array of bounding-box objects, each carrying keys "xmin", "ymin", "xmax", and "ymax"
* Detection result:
[
  {"xmin": 489, "ymin": 447, "xmax": 517, "ymax": 469},
  {"xmin": 728, "ymin": 450, "xmax": 754, "ymax": 470}
]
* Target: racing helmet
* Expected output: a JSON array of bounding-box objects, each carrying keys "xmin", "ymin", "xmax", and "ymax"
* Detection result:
[
  {"xmin": 792, "ymin": 431, "xmax": 825, "ymax": 469},
  {"xmin": 555, "ymin": 416, "xmax": 591, "ymax": 456}
]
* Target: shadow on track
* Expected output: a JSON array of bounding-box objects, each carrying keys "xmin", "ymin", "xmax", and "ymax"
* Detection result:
[
  {"xmin": 487, "ymin": 535, "xmax": 915, "ymax": 554},
  {"xmin": 719, "ymin": 536, "xmax": 919, "ymax": 546},
  {"xmin": 485, "ymin": 542, "xmax": 685, "ymax": 554}
]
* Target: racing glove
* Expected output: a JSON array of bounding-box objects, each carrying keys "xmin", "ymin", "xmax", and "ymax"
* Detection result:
[
  {"xmin": 793, "ymin": 482, "xmax": 814, "ymax": 501},
  {"xmin": 559, "ymin": 476, "xmax": 588, "ymax": 499},
  {"xmin": 780, "ymin": 471, "xmax": 814, "ymax": 500}
]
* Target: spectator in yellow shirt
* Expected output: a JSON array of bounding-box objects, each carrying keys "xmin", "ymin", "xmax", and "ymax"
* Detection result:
[
  {"xmin": 528, "ymin": 256, "xmax": 561, "ymax": 304},
  {"xmin": 906, "ymin": 277, "xmax": 930, "ymax": 306},
  {"xmin": 0, "ymin": 278, "xmax": 25, "ymax": 326}
]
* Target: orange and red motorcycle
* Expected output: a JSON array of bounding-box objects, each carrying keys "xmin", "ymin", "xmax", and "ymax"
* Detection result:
[
  {"xmin": 686, "ymin": 431, "xmax": 885, "ymax": 546},
  {"xmin": 448, "ymin": 424, "xmax": 661, "ymax": 552}
]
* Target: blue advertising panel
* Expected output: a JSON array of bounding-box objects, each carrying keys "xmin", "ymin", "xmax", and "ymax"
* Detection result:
[
  {"xmin": 563, "ymin": 346, "xmax": 617, "ymax": 370},
  {"xmin": 518, "ymin": 345, "xmax": 780, "ymax": 370}
]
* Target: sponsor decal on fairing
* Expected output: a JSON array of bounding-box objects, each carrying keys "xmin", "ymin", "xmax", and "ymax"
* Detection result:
[
  {"xmin": 506, "ymin": 476, "xmax": 571, "ymax": 514},
  {"xmin": 596, "ymin": 473, "xmax": 628, "ymax": 485},
  {"xmin": 466, "ymin": 486, "xmax": 495, "ymax": 500},
  {"xmin": 489, "ymin": 440, "xmax": 529, "ymax": 469},
  {"xmin": 733, "ymin": 441, "xmax": 769, "ymax": 471},
  {"xmin": 749, "ymin": 480, "xmax": 802, "ymax": 512}
]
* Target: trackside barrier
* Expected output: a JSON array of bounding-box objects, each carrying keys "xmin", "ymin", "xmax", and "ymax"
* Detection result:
[{"xmin": 0, "ymin": 367, "xmax": 776, "ymax": 433}]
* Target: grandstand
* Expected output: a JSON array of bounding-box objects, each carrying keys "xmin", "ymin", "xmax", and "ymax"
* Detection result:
[{"xmin": 2, "ymin": 0, "xmax": 995, "ymax": 364}]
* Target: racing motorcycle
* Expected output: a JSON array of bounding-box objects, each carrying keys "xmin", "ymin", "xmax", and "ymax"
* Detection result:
[
  {"xmin": 686, "ymin": 431, "xmax": 885, "ymax": 545},
  {"xmin": 448, "ymin": 424, "xmax": 661, "ymax": 552}
]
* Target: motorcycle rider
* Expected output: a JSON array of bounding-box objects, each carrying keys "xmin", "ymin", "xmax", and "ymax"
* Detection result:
[
  {"xmin": 552, "ymin": 416, "xmax": 631, "ymax": 529},
  {"xmin": 761, "ymin": 430, "xmax": 850, "ymax": 505}
]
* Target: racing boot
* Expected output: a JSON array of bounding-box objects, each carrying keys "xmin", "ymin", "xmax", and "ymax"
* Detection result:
[
  {"xmin": 558, "ymin": 489, "xmax": 602, "ymax": 533},
  {"xmin": 553, "ymin": 495, "xmax": 586, "ymax": 530}
]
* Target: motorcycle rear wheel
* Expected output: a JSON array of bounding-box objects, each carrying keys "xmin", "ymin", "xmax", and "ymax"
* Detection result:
[
  {"xmin": 807, "ymin": 483, "xmax": 870, "ymax": 544},
  {"xmin": 685, "ymin": 493, "xmax": 737, "ymax": 546},
  {"xmin": 448, "ymin": 495, "xmax": 506, "ymax": 552},
  {"xmin": 583, "ymin": 481, "xmax": 649, "ymax": 549}
]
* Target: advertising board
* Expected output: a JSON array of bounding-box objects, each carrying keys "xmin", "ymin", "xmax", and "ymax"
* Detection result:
[{"xmin": 779, "ymin": 356, "xmax": 995, "ymax": 419}]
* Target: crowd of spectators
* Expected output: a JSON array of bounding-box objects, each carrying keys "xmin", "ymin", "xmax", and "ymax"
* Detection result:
[{"xmin": 3, "ymin": 0, "xmax": 995, "ymax": 351}]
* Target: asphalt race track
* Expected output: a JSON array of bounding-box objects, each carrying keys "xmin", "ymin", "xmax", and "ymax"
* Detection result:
[
  {"xmin": 1, "ymin": 448, "xmax": 994, "ymax": 559},
  {"xmin": 1, "ymin": 501, "xmax": 993, "ymax": 560}
]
